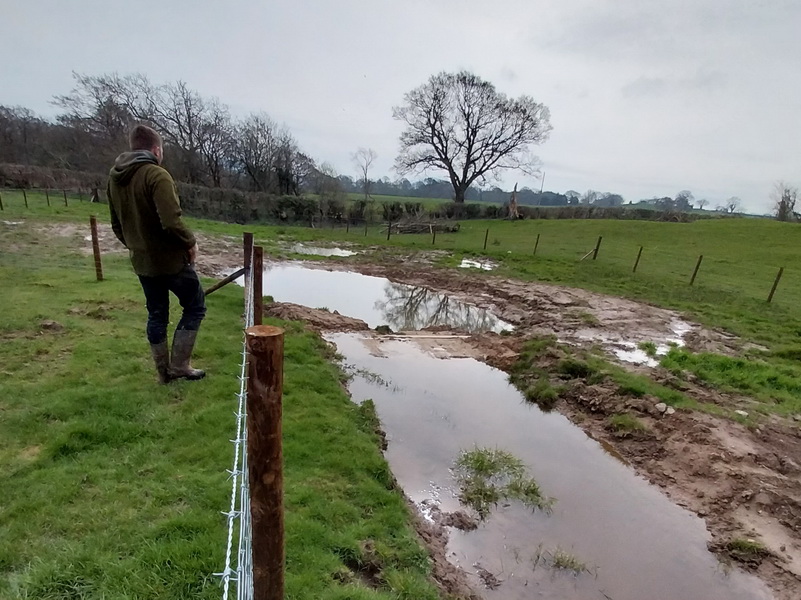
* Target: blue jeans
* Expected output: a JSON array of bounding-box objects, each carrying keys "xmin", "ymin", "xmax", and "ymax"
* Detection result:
[{"xmin": 138, "ymin": 265, "xmax": 207, "ymax": 344}]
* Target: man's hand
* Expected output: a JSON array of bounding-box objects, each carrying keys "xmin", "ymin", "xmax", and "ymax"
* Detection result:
[{"xmin": 188, "ymin": 243, "xmax": 198, "ymax": 265}]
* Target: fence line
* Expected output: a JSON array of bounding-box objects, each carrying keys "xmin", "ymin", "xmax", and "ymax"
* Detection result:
[{"xmin": 216, "ymin": 242, "xmax": 255, "ymax": 600}]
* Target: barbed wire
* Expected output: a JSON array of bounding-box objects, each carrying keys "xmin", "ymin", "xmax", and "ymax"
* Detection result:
[{"xmin": 215, "ymin": 251, "xmax": 254, "ymax": 600}]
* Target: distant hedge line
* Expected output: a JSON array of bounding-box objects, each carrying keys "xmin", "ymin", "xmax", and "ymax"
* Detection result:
[{"xmin": 1, "ymin": 163, "xmax": 707, "ymax": 224}]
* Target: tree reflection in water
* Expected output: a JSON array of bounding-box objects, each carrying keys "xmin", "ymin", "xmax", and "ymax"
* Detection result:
[{"xmin": 373, "ymin": 282, "xmax": 500, "ymax": 333}]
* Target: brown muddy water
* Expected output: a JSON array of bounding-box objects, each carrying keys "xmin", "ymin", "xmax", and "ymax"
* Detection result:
[
  {"xmin": 329, "ymin": 333, "xmax": 774, "ymax": 600},
  {"xmin": 252, "ymin": 262, "xmax": 512, "ymax": 333}
]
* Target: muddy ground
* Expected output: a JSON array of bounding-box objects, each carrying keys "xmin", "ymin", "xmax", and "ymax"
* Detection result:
[{"xmin": 73, "ymin": 225, "xmax": 801, "ymax": 599}]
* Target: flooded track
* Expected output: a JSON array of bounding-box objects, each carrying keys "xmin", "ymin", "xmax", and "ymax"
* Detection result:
[{"xmin": 332, "ymin": 333, "xmax": 773, "ymax": 600}]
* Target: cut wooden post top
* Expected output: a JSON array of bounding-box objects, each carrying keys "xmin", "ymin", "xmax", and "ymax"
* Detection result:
[{"xmin": 246, "ymin": 326, "xmax": 285, "ymax": 348}]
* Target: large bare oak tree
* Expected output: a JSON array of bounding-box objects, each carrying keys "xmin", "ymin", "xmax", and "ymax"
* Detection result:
[{"xmin": 393, "ymin": 71, "xmax": 551, "ymax": 203}]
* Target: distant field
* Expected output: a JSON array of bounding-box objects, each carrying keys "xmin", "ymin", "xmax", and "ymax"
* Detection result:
[{"xmin": 3, "ymin": 189, "xmax": 799, "ymax": 349}]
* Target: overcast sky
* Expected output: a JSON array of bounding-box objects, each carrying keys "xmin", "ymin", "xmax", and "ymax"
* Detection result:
[{"xmin": 2, "ymin": 0, "xmax": 799, "ymax": 212}]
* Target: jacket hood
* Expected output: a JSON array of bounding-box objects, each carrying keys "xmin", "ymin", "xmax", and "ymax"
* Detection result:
[{"xmin": 110, "ymin": 151, "xmax": 159, "ymax": 185}]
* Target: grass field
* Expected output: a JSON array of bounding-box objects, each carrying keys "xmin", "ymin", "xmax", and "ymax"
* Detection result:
[{"xmin": 0, "ymin": 195, "xmax": 441, "ymax": 598}]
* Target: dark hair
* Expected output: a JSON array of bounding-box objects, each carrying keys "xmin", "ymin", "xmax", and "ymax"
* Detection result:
[{"xmin": 129, "ymin": 125, "xmax": 163, "ymax": 151}]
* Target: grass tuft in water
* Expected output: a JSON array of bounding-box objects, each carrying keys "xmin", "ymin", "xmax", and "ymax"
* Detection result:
[
  {"xmin": 523, "ymin": 378, "xmax": 559, "ymax": 411},
  {"xmin": 726, "ymin": 538, "xmax": 769, "ymax": 557},
  {"xmin": 638, "ymin": 341, "xmax": 658, "ymax": 357},
  {"xmin": 557, "ymin": 358, "xmax": 597, "ymax": 379},
  {"xmin": 453, "ymin": 447, "xmax": 553, "ymax": 520}
]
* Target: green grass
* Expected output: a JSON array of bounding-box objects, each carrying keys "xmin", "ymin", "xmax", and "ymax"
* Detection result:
[
  {"xmin": 0, "ymin": 215, "xmax": 440, "ymax": 598},
  {"xmin": 725, "ymin": 538, "xmax": 770, "ymax": 560},
  {"xmin": 608, "ymin": 413, "xmax": 649, "ymax": 433},
  {"xmin": 660, "ymin": 348, "xmax": 801, "ymax": 415},
  {"xmin": 452, "ymin": 447, "xmax": 552, "ymax": 520},
  {"xmin": 523, "ymin": 379, "xmax": 560, "ymax": 411}
]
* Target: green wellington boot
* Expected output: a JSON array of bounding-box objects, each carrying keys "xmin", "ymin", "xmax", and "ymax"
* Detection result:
[{"xmin": 169, "ymin": 329, "xmax": 206, "ymax": 381}]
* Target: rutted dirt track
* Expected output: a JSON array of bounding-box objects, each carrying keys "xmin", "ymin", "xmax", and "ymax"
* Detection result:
[{"xmin": 77, "ymin": 226, "xmax": 801, "ymax": 599}]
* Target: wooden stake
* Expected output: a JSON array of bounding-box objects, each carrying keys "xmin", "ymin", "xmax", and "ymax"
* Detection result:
[
  {"xmin": 364, "ymin": 222, "xmax": 368, "ymax": 237},
  {"xmin": 243, "ymin": 232, "xmax": 254, "ymax": 272},
  {"xmin": 483, "ymin": 228, "xmax": 489, "ymax": 251},
  {"xmin": 432, "ymin": 224, "xmax": 437, "ymax": 245},
  {"xmin": 90, "ymin": 215, "xmax": 103, "ymax": 281},
  {"xmin": 346, "ymin": 221, "xmax": 350, "ymax": 234},
  {"xmin": 0, "ymin": 190, "xmax": 4, "ymax": 211},
  {"xmin": 386, "ymin": 221, "xmax": 391, "ymax": 241},
  {"xmin": 592, "ymin": 236, "xmax": 603, "ymax": 260},
  {"xmin": 767, "ymin": 267, "xmax": 784, "ymax": 303},
  {"xmin": 22, "ymin": 189, "xmax": 28, "ymax": 208},
  {"xmin": 63, "ymin": 189, "xmax": 68, "ymax": 206},
  {"xmin": 533, "ymin": 233, "xmax": 540, "ymax": 256},
  {"xmin": 45, "ymin": 188, "xmax": 51, "ymax": 207},
  {"xmin": 690, "ymin": 255, "xmax": 703, "ymax": 286},
  {"xmin": 245, "ymin": 325, "xmax": 285, "ymax": 600},
  {"xmin": 253, "ymin": 246, "xmax": 264, "ymax": 325},
  {"xmin": 633, "ymin": 246, "xmax": 643, "ymax": 273}
]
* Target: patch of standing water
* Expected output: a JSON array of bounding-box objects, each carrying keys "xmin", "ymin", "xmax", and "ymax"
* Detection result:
[
  {"xmin": 331, "ymin": 332, "xmax": 774, "ymax": 600},
  {"xmin": 288, "ymin": 243, "xmax": 357, "ymax": 257},
  {"xmin": 459, "ymin": 258, "xmax": 496, "ymax": 271},
  {"xmin": 578, "ymin": 318, "xmax": 694, "ymax": 368},
  {"xmin": 244, "ymin": 263, "xmax": 512, "ymax": 334}
]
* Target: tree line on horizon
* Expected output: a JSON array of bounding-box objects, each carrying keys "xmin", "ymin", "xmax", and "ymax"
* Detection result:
[{"xmin": 0, "ymin": 71, "xmax": 795, "ymax": 219}]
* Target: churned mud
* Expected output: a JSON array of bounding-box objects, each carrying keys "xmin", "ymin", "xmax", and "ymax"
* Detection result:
[{"xmin": 71, "ymin": 226, "xmax": 800, "ymax": 599}]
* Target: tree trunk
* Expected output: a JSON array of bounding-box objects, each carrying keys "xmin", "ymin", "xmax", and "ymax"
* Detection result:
[{"xmin": 454, "ymin": 186, "xmax": 466, "ymax": 204}]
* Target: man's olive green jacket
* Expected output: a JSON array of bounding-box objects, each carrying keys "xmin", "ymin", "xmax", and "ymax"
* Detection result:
[{"xmin": 107, "ymin": 151, "xmax": 196, "ymax": 277}]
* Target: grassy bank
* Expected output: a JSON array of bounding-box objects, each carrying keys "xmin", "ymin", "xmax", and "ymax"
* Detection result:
[{"xmin": 0, "ymin": 213, "xmax": 441, "ymax": 598}]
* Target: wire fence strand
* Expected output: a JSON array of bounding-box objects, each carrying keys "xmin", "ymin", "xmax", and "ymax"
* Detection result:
[{"xmin": 216, "ymin": 251, "xmax": 254, "ymax": 600}]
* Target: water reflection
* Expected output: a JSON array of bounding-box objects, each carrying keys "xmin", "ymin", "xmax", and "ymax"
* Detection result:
[{"xmin": 374, "ymin": 282, "xmax": 508, "ymax": 333}]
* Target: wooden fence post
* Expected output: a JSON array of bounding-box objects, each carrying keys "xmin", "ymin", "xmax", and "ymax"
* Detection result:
[
  {"xmin": 0, "ymin": 190, "xmax": 4, "ymax": 211},
  {"xmin": 533, "ymin": 233, "xmax": 540, "ymax": 256},
  {"xmin": 632, "ymin": 246, "xmax": 643, "ymax": 273},
  {"xmin": 79, "ymin": 189, "xmax": 84, "ymax": 202},
  {"xmin": 592, "ymin": 236, "xmax": 603, "ymax": 260},
  {"xmin": 432, "ymin": 224, "xmax": 437, "ymax": 245},
  {"xmin": 346, "ymin": 221, "xmax": 350, "ymax": 234},
  {"xmin": 690, "ymin": 255, "xmax": 704, "ymax": 286},
  {"xmin": 63, "ymin": 190, "xmax": 68, "ymax": 206},
  {"xmin": 45, "ymin": 188, "xmax": 51, "ymax": 207},
  {"xmin": 252, "ymin": 246, "xmax": 264, "ymax": 326},
  {"xmin": 364, "ymin": 222, "xmax": 368, "ymax": 237},
  {"xmin": 90, "ymin": 215, "xmax": 103, "ymax": 281},
  {"xmin": 483, "ymin": 228, "xmax": 489, "ymax": 251},
  {"xmin": 386, "ymin": 221, "xmax": 391, "ymax": 241},
  {"xmin": 243, "ymin": 232, "xmax": 254, "ymax": 272},
  {"xmin": 22, "ymin": 189, "xmax": 28, "ymax": 208},
  {"xmin": 245, "ymin": 325, "xmax": 285, "ymax": 600},
  {"xmin": 767, "ymin": 267, "xmax": 785, "ymax": 303}
]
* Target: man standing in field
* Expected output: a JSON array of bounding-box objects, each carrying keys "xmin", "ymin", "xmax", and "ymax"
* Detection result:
[{"xmin": 107, "ymin": 124, "xmax": 206, "ymax": 383}]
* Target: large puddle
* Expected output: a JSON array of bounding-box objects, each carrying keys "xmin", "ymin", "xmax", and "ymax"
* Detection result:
[
  {"xmin": 331, "ymin": 333, "xmax": 773, "ymax": 600},
  {"xmin": 255, "ymin": 263, "xmax": 512, "ymax": 333}
]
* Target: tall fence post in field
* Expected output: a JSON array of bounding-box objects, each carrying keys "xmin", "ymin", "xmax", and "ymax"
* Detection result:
[
  {"xmin": 483, "ymin": 228, "xmax": 489, "ymax": 251},
  {"xmin": 592, "ymin": 236, "xmax": 603, "ymax": 260},
  {"xmin": 79, "ymin": 189, "xmax": 84, "ymax": 202},
  {"xmin": 63, "ymin": 189, "xmax": 68, "ymax": 206},
  {"xmin": 632, "ymin": 246, "xmax": 644, "ymax": 273},
  {"xmin": 22, "ymin": 189, "xmax": 28, "ymax": 208},
  {"xmin": 346, "ymin": 221, "xmax": 350, "ymax": 234},
  {"xmin": 432, "ymin": 224, "xmax": 437, "ymax": 245},
  {"xmin": 767, "ymin": 267, "xmax": 785, "ymax": 303},
  {"xmin": 244, "ymin": 232, "xmax": 254, "ymax": 272},
  {"xmin": 245, "ymin": 324, "xmax": 285, "ymax": 600},
  {"xmin": 386, "ymin": 220, "xmax": 392, "ymax": 241},
  {"xmin": 0, "ymin": 190, "xmax": 4, "ymax": 211},
  {"xmin": 45, "ymin": 188, "xmax": 51, "ymax": 207},
  {"xmin": 690, "ymin": 255, "xmax": 704, "ymax": 286},
  {"xmin": 253, "ymin": 246, "xmax": 264, "ymax": 326},
  {"xmin": 533, "ymin": 233, "xmax": 541, "ymax": 256},
  {"xmin": 89, "ymin": 215, "xmax": 103, "ymax": 281}
]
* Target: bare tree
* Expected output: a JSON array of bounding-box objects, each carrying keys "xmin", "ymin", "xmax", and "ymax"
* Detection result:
[
  {"xmin": 724, "ymin": 196, "xmax": 742, "ymax": 214},
  {"xmin": 772, "ymin": 181, "xmax": 798, "ymax": 222},
  {"xmin": 351, "ymin": 147, "xmax": 377, "ymax": 201},
  {"xmin": 696, "ymin": 198, "xmax": 708, "ymax": 210},
  {"xmin": 580, "ymin": 189, "xmax": 599, "ymax": 205},
  {"xmin": 393, "ymin": 71, "xmax": 551, "ymax": 203}
]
